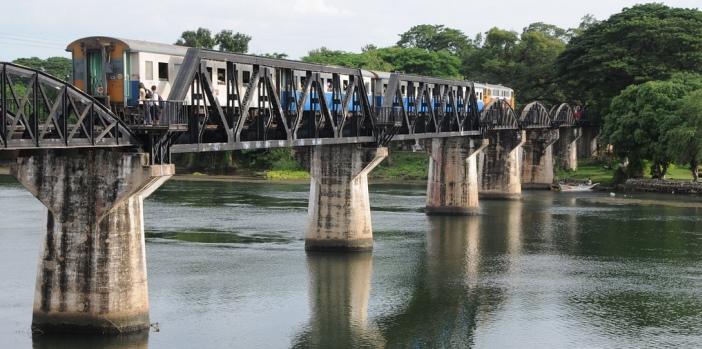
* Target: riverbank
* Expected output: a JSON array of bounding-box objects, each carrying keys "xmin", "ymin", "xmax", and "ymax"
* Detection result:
[{"xmin": 622, "ymin": 179, "xmax": 702, "ymax": 195}]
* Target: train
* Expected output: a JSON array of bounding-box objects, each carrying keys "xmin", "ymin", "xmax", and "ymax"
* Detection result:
[{"xmin": 66, "ymin": 36, "xmax": 515, "ymax": 120}]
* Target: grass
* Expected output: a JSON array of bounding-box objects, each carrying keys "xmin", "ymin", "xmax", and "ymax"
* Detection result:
[
  {"xmin": 556, "ymin": 158, "xmax": 697, "ymax": 185},
  {"xmin": 372, "ymin": 151, "xmax": 429, "ymax": 180},
  {"xmin": 556, "ymin": 159, "xmax": 616, "ymax": 185},
  {"xmin": 264, "ymin": 170, "xmax": 310, "ymax": 180}
]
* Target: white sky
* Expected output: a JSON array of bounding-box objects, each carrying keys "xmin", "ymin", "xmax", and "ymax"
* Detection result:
[{"xmin": 0, "ymin": 0, "xmax": 699, "ymax": 61}]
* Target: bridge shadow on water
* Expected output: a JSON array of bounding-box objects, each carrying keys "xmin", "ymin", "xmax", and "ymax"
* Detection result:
[{"xmin": 291, "ymin": 200, "xmax": 525, "ymax": 348}]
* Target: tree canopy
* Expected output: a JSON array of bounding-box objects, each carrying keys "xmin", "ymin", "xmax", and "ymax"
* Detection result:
[
  {"xmin": 12, "ymin": 57, "xmax": 72, "ymax": 81},
  {"xmin": 556, "ymin": 4, "xmax": 702, "ymax": 121},
  {"xmin": 397, "ymin": 24, "xmax": 471, "ymax": 54},
  {"xmin": 463, "ymin": 25, "xmax": 567, "ymax": 105},
  {"xmin": 603, "ymin": 74, "xmax": 702, "ymax": 178},
  {"xmin": 176, "ymin": 27, "xmax": 251, "ymax": 53}
]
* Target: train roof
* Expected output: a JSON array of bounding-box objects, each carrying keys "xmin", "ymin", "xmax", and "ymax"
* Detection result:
[{"xmin": 67, "ymin": 36, "xmax": 189, "ymax": 56}]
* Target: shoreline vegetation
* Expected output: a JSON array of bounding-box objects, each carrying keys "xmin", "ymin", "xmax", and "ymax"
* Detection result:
[{"xmin": 1, "ymin": 151, "xmax": 699, "ymax": 184}]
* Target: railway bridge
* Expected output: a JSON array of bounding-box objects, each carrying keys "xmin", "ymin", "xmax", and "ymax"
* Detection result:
[{"xmin": 0, "ymin": 49, "xmax": 589, "ymax": 334}]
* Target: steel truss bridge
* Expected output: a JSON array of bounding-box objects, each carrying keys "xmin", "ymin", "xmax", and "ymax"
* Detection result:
[{"xmin": 0, "ymin": 49, "xmax": 582, "ymax": 163}]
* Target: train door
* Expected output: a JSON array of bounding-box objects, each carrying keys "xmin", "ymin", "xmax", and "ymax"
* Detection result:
[{"xmin": 86, "ymin": 50, "xmax": 108, "ymax": 105}]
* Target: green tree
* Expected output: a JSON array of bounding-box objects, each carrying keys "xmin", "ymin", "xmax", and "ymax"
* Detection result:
[
  {"xmin": 463, "ymin": 25, "xmax": 567, "ymax": 105},
  {"xmin": 12, "ymin": 57, "xmax": 72, "ymax": 81},
  {"xmin": 302, "ymin": 47, "xmax": 394, "ymax": 71},
  {"xmin": 376, "ymin": 47, "xmax": 461, "ymax": 78},
  {"xmin": 664, "ymin": 88, "xmax": 702, "ymax": 181},
  {"xmin": 214, "ymin": 30, "xmax": 251, "ymax": 53},
  {"xmin": 556, "ymin": 4, "xmax": 702, "ymax": 121},
  {"xmin": 604, "ymin": 75, "xmax": 702, "ymax": 179},
  {"xmin": 175, "ymin": 27, "xmax": 216, "ymax": 49},
  {"xmin": 397, "ymin": 24, "xmax": 471, "ymax": 54}
]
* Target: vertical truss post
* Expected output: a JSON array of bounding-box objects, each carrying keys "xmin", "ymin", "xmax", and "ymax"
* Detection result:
[
  {"xmin": 33, "ymin": 73, "xmax": 39, "ymax": 147},
  {"xmin": 1, "ymin": 63, "xmax": 6, "ymax": 147}
]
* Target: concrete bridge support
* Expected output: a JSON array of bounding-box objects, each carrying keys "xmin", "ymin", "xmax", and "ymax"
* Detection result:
[
  {"xmin": 11, "ymin": 149, "xmax": 173, "ymax": 334},
  {"xmin": 304, "ymin": 144, "xmax": 388, "ymax": 252},
  {"xmin": 577, "ymin": 126, "xmax": 600, "ymax": 159},
  {"xmin": 521, "ymin": 129, "xmax": 559, "ymax": 189},
  {"xmin": 478, "ymin": 130, "xmax": 526, "ymax": 199},
  {"xmin": 425, "ymin": 137, "xmax": 488, "ymax": 215},
  {"xmin": 555, "ymin": 128, "xmax": 581, "ymax": 171}
]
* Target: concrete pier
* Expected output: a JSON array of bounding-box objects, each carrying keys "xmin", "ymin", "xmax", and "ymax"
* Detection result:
[
  {"xmin": 11, "ymin": 149, "xmax": 173, "ymax": 334},
  {"xmin": 478, "ymin": 130, "xmax": 526, "ymax": 199},
  {"xmin": 521, "ymin": 129, "xmax": 559, "ymax": 189},
  {"xmin": 425, "ymin": 137, "xmax": 488, "ymax": 215},
  {"xmin": 577, "ymin": 126, "xmax": 600, "ymax": 158},
  {"xmin": 304, "ymin": 144, "xmax": 388, "ymax": 252},
  {"xmin": 555, "ymin": 128, "xmax": 581, "ymax": 171}
]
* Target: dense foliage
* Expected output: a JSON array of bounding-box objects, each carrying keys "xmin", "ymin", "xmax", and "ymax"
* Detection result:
[
  {"xmin": 605, "ymin": 74, "xmax": 702, "ymax": 179},
  {"xmin": 176, "ymin": 27, "xmax": 252, "ymax": 53},
  {"xmin": 12, "ymin": 57, "xmax": 72, "ymax": 81},
  {"xmin": 557, "ymin": 4, "xmax": 702, "ymax": 122}
]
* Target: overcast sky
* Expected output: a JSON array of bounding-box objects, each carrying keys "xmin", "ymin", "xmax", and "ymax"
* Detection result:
[{"xmin": 1, "ymin": 0, "xmax": 699, "ymax": 61}]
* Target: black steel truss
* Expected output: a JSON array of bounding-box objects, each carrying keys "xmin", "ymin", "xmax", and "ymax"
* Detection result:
[
  {"xmin": 0, "ymin": 55, "xmax": 586, "ymax": 159},
  {"xmin": 0, "ymin": 62, "xmax": 135, "ymax": 149}
]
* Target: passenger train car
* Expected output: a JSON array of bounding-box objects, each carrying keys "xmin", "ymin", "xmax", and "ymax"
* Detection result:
[{"xmin": 66, "ymin": 36, "xmax": 515, "ymax": 120}]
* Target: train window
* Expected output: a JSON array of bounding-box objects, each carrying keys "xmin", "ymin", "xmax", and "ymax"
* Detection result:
[
  {"xmin": 206, "ymin": 67, "xmax": 213, "ymax": 82},
  {"xmin": 343, "ymin": 80, "xmax": 348, "ymax": 90},
  {"xmin": 300, "ymin": 76, "xmax": 306, "ymax": 89},
  {"xmin": 243, "ymin": 71, "xmax": 251, "ymax": 84},
  {"xmin": 401, "ymin": 85, "xmax": 406, "ymax": 94},
  {"xmin": 145, "ymin": 61, "xmax": 153, "ymax": 80},
  {"xmin": 217, "ymin": 68, "xmax": 226, "ymax": 85},
  {"xmin": 158, "ymin": 62, "xmax": 168, "ymax": 81},
  {"xmin": 365, "ymin": 82, "xmax": 370, "ymax": 92}
]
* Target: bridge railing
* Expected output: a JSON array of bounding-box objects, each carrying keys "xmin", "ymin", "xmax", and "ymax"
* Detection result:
[
  {"xmin": 375, "ymin": 107, "xmax": 404, "ymax": 127},
  {"xmin": 130, "ymin": 100, "xmax": 187, "ymax": 128}
]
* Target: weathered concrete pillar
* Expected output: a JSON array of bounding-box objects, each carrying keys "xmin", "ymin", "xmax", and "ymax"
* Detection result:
[
  {"xmin": 426, "ymin": 137, "xmax": 488, "ymax": 215},
  {"xmin": 521, "ymin": 129, "xmax": 559, "ymax": 189},
  {"xmin": 11, "ymin": 149, "xmax": 174, "ymax": 334},
  {"xmin": 577, "ymin": 126, "xmax": 600, "ymax": 158},
  {"xmin": 478, "ymin": 130, "xmax": 526, "ymax": 199},
  {"xmin": 305, "ymin": 144, "xmax": 387, "ymax": 251},
  {"xmin": 555, "ymin": 128, "xmax": 581, "ymax": 171}
]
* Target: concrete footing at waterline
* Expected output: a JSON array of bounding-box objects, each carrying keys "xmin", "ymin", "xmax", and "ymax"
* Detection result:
[
  {"xmin": 11, "ymin": 149, "xmax": 173, "ymax": 334},
  {"xmin": 425, "ymin": 137, "xmax": 488, "ymax": 215},
  {"xmin": 479, "ymin": 130, "xmax": 526, "ymax": 200},
  {"xmin": 521, "ymin": 129, "xmax": 559, "ymax": 189},
  {"xmin": 302, "ymin": 144, "xmax": 388, "ymax": 252}
]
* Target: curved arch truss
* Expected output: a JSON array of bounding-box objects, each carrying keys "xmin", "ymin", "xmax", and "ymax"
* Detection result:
[
  {"xmin": 0, "ymin": 62, "xmax": 135, "ymax": 149},
  {"xmin": 519, "ymin": 101, "xmax": 552, "ymax": 128},
  {"xmin": 480, "ymin": 99, "xmax": 519, "ymax": 130},
  {"xmin": 550, "ymin": 103, "xmax": 576, "ymax": 127}
]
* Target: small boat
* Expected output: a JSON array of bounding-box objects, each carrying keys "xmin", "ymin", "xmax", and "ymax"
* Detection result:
[{"xmin": 551, "ymin": 183, "xmax": 599, "ymax": 192}]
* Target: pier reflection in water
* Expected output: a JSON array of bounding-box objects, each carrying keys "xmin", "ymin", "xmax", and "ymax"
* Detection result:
[{"xmin": 1, "ymin": 179, "xmax": 702, "ymax": 348}]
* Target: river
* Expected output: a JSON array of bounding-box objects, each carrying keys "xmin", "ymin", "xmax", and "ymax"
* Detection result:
[{"xmin": 1, "ymin": 175, "xmax": 701, "ymax": 348}]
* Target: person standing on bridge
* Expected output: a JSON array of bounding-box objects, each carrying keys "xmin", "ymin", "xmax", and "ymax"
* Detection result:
[
  {"xmin": 140, "ymin": 82, "xmax": 152, "ymax": 125},
  {"xmin": 150, "ymin": 85, "xmax": 162, "ymax": 126}
]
